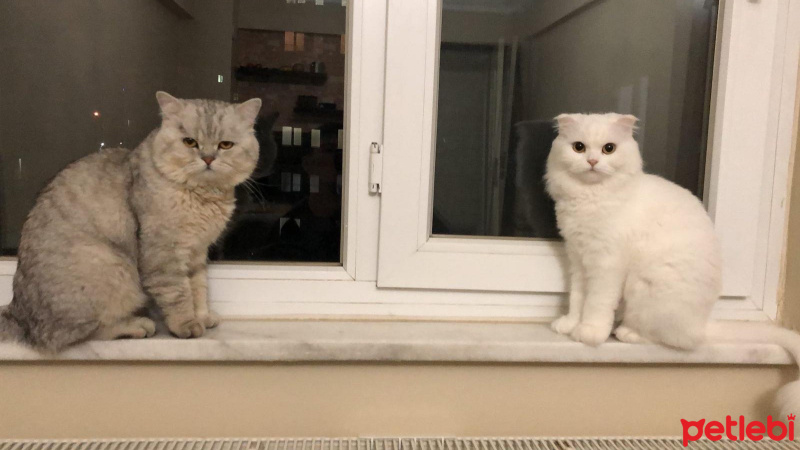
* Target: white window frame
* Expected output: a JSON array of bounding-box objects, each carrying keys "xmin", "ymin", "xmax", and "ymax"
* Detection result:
[{"xmin": 0, "ymin": 0, "xmax": 798, "ymax": 323}]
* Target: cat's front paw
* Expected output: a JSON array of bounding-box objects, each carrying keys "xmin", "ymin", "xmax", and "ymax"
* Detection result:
[
  {"xmin": 133, "ymin": 317, "xmax": 157, "ymax": 338},
  {"xmin": 200, "ymin": 311, "xmax": 221, "ymax": 329},
  {"xmin": 571, "ymin": 323, "xmax": 612, "ymax": 346},
  {"xmin": 551, "ymin": 315, "xmax": 579, "ymax": 335},
  {"xmin": 614, "ymin": 325, "xmax": 648, "ymax": 344},
  {"xmin": 167, "ymin": 317, "xmax": 206, "ymax": 339}
]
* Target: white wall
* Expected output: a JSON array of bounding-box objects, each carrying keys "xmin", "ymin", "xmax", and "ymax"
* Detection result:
[
  {"xmin": 0, "ymin": 362, "xmax": 790, "ymax": 438},
  {"xmin": 522, "ymin": 1, "xmax": 676, "ymax": 169},
  {"xmin": 521, "ymin": 0, "xmax": 713, "ymax": 190}
]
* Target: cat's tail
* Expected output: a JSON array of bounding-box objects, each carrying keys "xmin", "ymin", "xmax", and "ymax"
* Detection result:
[
  {"xmin": 707, "ymin": 321, "xmax": 800, "ymax": 417},
  {"xmin": 0, "ymin": 305, "xmax": 24, "ymax": 342}
]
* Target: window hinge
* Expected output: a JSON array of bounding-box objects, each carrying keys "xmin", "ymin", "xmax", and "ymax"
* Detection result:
[{"xmin": 369, "ymin": 142, "xmax": 383, "ymax": 194}]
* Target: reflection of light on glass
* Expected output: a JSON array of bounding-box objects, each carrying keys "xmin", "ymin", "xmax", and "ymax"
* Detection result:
[
  {"xmin": 217, "ymin": 75, "xmax": 223, "ymax": 83},
  {"xmin": 92, "ymin": 111, "xmax": 100, "ymax": 117},
  {"xmin": 285, "ymin": 31, "xmax": 295, "ymax": 51}
]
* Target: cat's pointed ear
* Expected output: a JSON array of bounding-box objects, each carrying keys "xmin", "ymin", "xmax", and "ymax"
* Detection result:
[
  {"xmin": 554, "ymin": 114, "xmax": 577, "ymax": 132},
  {"xmin": 236, "ymin": 98, "xmax": 262, "ymax": 125},
  {"xmin": 156, "ymin": 91, "xmax": 183, "ymax": 116},
  {"xmin": 614, "ymin": 114, "xmax": 638, "ymax": 131}
]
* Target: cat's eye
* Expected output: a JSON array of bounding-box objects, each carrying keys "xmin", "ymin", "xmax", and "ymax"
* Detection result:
[
  {"xmin": 218, "ymin": 141, "xmax": 234, "ymax": 150},
  {"xmin": 602, "ymin": 143, "xmax": 616, "ymax": 154},
  {"xmin": 572, "ymin": 142, "xmax": 585, "ymax": 153},
  {"xmin": 182, "ymin": 137, "xmax": 198, "ymax": 148}
]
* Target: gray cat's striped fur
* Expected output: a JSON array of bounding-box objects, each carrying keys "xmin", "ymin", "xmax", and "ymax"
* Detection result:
[{"xmin": 0, "ymin": 92, "xmax": 261, "ymax": 352}]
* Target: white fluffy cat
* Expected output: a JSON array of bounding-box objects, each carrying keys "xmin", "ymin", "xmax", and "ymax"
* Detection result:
[{"xmin": 545, "ymin": 112, "xmax": 800, "ymax": 415}]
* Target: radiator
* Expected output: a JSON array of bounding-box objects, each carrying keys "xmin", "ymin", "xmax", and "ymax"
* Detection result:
[{"xmin": 0, "ymin": 438, "xmax": 797, "ymax": 450}]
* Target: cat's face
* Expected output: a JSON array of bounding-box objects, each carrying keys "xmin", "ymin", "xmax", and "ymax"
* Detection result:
[
  {"xmin": 151, "ymin": 92, "xmax": 262, "ymax": 189},
  {"xmin": 547, "ymin": 113, "xmax": 642, "ymax": 185}
]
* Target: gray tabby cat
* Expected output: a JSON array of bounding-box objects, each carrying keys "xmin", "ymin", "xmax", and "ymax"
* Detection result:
[{"xmin": 0, "ymin": 92, "xmax": 261, "ymax": 352}]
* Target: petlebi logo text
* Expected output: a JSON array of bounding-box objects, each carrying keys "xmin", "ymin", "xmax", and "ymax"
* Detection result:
[{"xmin": 681, "ymin": 414, "xmax": 795, "ymax": 446}]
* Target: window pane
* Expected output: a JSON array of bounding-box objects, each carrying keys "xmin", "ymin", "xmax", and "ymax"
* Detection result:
[
  {"xmin": 432, "ymin": 0, "xmax": 718, "ymax": 239},
  {"xmin": 0, "ymin": 0, "xmax": 346, "ymax": 263}
]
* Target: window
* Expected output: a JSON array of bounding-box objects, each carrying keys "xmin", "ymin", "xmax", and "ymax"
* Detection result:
[
  {"xmin": 0, "ymin": 0, "xmax": 797, "ymax": 323},
  {"xmin": 433, "ymin": 0, "xmax": 716, "ymax": 238},
  {"xmin": 377, "ymin": 0, "xmax": 798, "ymax": 320},
  {"xmin": 0, "ymin": 0, "xmax": 347, "ymax": 264}
]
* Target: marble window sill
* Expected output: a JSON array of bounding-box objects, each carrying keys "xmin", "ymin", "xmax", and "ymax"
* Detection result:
[{"xmin": 0, "ymin": 320, "xmax": 792, "ymax": 364}]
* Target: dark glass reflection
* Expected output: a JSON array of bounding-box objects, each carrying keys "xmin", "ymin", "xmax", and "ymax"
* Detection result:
[
  {"xmin": 432, "ymin": 0, "xmax": 718, "ymax": 238},
  {"xmin": 0, "ymin": 0, "xmax": 347, "ymax": 262}
]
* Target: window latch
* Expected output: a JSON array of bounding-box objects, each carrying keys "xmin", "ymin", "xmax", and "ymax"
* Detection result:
[{"xmin": 369, "ymin": 142, "xmax": 383, "ymax": 194}]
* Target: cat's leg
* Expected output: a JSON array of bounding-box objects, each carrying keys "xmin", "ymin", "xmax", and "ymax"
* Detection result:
[
  {"xmin": 11, "ymin": 269, "xmax": 99, "ymax": 352},
  {"xmin": 612, "ymin": 297, "xmax": 650, "ymax": 344},
  {"xmin": 94, "ymin": 316, "xmax": 156, "ymax": 340},
  {"xmin": 145, "ymin": 272, "xmax": 207, "ymax": 339},
  {"xmin": 92, "ymin": 255, "xmax": 154, "ymax": 340},
  {"xmin": 551, "ymin": 266, "xmax": 585, "ymax": 335},
  {"xmin": 20, "ymin": 242, "xmax": 148, "ymax": 351},
  {"xmin": 189, "ymin": 261, "xmax": 220, "ymax": 329},
  {"xmin": 571, "ymin": 256, "xmax": 626, "ymax": 346},
  {"xmin": 622, "ymin": 270, "xmax": 710, "ymax": 350},
  {"xmin": 140, "ymin": 234, "xmax": 208, "ymax": 339}
]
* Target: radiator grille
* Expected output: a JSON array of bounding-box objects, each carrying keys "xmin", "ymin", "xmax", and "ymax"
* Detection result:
[{"xmin": 0, "ymin": 438, "xmax": 797, "ymax": 450}]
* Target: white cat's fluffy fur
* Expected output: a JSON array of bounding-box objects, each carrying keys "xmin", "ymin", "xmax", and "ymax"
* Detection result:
[
  {"xmin": 545, "ymin": 112, "xmax": 800, "ymax": 416},
  {"xmin": 545, "ymin": 112, "xmax": 720, "ymax": 349}
]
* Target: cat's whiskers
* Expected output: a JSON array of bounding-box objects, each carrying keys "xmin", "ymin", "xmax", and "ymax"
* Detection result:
[
  {"xmin": 245, "ymin": 178, "xmax": 268, "ymax": 187},
  {"xmin": 240, "ymin": 178, "xmax": 267, "ymax": 205}
]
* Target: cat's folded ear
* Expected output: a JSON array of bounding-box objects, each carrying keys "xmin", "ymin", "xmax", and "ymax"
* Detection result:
[
  {"xmin": 554, "ymin": 113, "xmax": 578, "ymax": 131},
  {"xmin": 236, "ymin": 98, "xmax": 263, "ymax": 125},
  {"xmin": 156, "ymin": 91, "xmax": 183, "ymax": 117},
  {"xmin": 613, "ymin": 113, "xmax": 638, "ymax": 131}
]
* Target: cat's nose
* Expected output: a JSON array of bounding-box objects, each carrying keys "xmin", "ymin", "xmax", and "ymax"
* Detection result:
[
  {"xmin": 201, "ymin": 156, "xmax": 216, "ymax": 166},
  {"xmin": 587, "ymin": 159, "xmax": 598, "ymax": 167}
]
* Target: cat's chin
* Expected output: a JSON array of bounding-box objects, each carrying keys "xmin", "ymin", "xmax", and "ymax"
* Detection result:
[{"xmin": 574, "ymin": 170, "xmax": 608, "ymax": 184}]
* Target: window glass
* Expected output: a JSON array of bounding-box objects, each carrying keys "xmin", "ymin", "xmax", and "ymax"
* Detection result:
[
  {"xmin": 0, "ymin": 0, "xmax": 347, "ymax": 262},
  {"xmin": 432, "ymin": 0, "xmax": 718, "ymax": 238}
]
